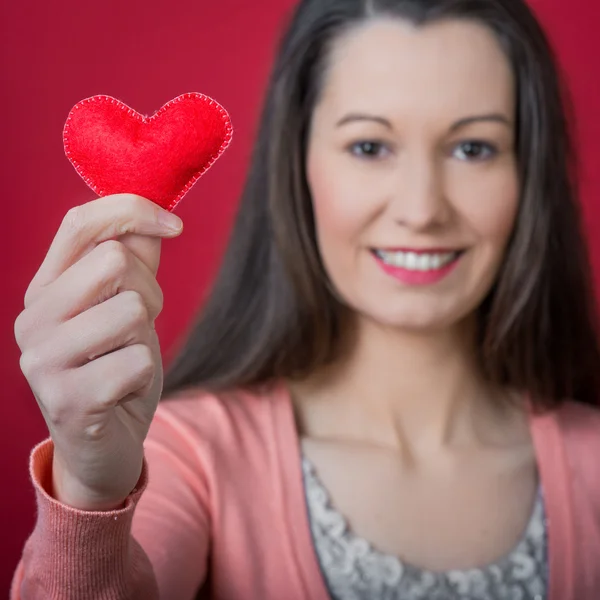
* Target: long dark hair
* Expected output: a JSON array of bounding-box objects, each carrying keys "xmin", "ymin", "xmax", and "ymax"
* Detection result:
[{"xmin": 162, "ymin": 0, "xmax": 600, "ymax": 411}]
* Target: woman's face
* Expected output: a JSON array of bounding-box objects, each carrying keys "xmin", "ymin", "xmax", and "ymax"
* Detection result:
[{"xmin": 306, "ymin": 17, "xmax": 519, "ymax": 332}]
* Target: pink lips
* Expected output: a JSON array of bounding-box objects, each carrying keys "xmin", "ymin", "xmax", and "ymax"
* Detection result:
[{"xmin": 373, "ymin": 250, "xmax": 463, "ymax": 285}]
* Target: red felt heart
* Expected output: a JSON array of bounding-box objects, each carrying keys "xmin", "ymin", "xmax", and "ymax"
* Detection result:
[{"xmin": 63, "ymin": 93, "xmax": 233, "ymax": 212}]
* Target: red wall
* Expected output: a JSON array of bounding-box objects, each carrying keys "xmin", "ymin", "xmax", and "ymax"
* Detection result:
[{"xmin": 2, "ymin": 0, "xmax": 598, "ymax": 592}]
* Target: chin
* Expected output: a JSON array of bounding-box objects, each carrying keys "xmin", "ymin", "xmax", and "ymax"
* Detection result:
[
  {"xmin": 355, "ymin": 298, "xmax": 478, "ymax": 334},
  {"xmin": 369, "ymin": 314, "xmax": 460, "ymax": 333}
]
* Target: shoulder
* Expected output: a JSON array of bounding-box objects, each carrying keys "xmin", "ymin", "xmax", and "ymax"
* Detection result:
[
  {"xmin": 149, "ymin": 383, "xmax": 288, "ymax": 464},
  {"xmin": 547, "ymin": 400, "xmax": 600, "ymax": 460},
  {"xmin": 552, "ymin": 400, "xmax": 600, "ymax": 443},
  {"xmin": 146, "ymin": 383, "xmax": 297, "ymax": 508},
  {"xmin": 549, "ymin": 401, "xmax": 600, "ymax": 495},
  {"xmin": 156, "ymin": 383, "xmax": 282, "ymax": 428}
]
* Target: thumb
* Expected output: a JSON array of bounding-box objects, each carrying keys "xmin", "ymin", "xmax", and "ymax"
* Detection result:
[{"xmin": 117, "ymin": 232, "xmax": 162, "ymax": 276}]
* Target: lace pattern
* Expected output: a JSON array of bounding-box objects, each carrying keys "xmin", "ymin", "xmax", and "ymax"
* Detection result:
[{"xmin": 302, "ymin": 456, "xmax": 547, "ymax": 600}]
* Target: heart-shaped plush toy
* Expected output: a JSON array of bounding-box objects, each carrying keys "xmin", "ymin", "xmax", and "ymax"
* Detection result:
[{"xmin": 63, "ymin": 93, "xmax": 233, "ymax": 212}]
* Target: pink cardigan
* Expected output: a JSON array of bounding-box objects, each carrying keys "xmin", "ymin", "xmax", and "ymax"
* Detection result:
[{"xmin": 11, "ymin": 382, "xmax": 600, "ymax": 599}]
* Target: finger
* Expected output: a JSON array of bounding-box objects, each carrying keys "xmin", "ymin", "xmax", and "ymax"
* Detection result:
[
  {"xmin": 25, "ymin": 194, "xmax": 182, "ymax": 307},
  {"xmin": 17, "ymin": 241, "xmax": 163, "ymax": 350},
  {"xmin": 47, "ymin": 342, "xmax": 157, "ymax": 419},
  {"xmin": 118, "ymin": 233, "xmax": 162, "ymax": 278},
  {"xmin": 32, "ymin": 290, "xmax": 152, "ymax": 371},
  {"xmin": 78, "ymin": 342, "xmax": 156, "ymax": 410}
]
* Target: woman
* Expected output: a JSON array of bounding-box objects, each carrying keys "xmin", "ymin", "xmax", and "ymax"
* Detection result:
[{"xmin": 11, "ymin": 0, "xmax": 600, "ymax": 599}]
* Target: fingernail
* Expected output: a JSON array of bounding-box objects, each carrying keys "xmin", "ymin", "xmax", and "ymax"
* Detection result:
[{"xmin": 158, "ymin": 210, "xmax": 183, "ymax": 232}]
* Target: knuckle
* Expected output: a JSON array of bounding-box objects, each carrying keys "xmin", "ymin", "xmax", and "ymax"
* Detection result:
[
  {"xmin": 14, "ymin": 309, "xmax": 32, "ymax": 348},
  {"xmin": 123, "ymin": 291, "xmax": 150, "ymax": 326},
  {"xmin": 20, "ymin": 344, "xmax": 53, "ymax": 381},
  {"xmin": 126, "ymin": 193, "xmax": 151, "ymax": 210},
  {"xmin": 99, "ymin": 240, "xmax": 130, "ymax": 278},
  {"xmin": 149, "ymin": 283, "xmax": 164, "ymax": 318},
  {"xmin": 123, "ymin": 345, "xmax": 155, "ymax": 388},
  {"xmin": 127, "ymin": 194, "xmax": 148, "ymax": 211},
  {"xmin": 132, "ymin": 344, "xmax": 155, "ymax": 375},
  {"xmin": 126, "ymin": 194, "xmax": 161, "ymax": 228},
  {"xmin": 155, "ymin": 286, "xmax": 165, "ymax": 315},
  {"xmin": 19, "ymin": 349, "xmax": 42, "ymax": 379},
  {"xmin": 43, "ymin": 404, "xmax": 75, "ymax": 431},
  {"xmin": 61, "ymin": 205, "xmax": 86, "ymax": 235},
  {"xmin": 120, "ymin": 194, "xmax": 148, "ymax": 221},
  {"xmin": 115, "ymin": 196, "xmax": 142, "ymax": 234}
]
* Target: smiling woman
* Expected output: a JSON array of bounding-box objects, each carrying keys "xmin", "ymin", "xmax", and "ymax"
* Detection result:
[
  {"xmin": 11, "ymin": 0, "xmax": 600, "ymax": 599},
  {"xmin": 307, "ymin": 17, "xmax": 520, "ymax": 331},
  {"xmin": 162, "ymin": 0, "xmax": 600, "ymax": 414}
]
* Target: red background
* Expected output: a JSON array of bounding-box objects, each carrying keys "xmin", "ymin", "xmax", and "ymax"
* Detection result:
[{"xmin": 1, "ymin": 0, "xmax": 598, "ymax": 593}]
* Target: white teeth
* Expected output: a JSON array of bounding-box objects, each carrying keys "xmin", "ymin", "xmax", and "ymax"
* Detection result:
[{"xmin": 376, "ymin": 250, "xmax": 459, "ymax": 271}]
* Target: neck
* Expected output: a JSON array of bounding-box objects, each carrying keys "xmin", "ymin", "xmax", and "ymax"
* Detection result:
[{"xmin": 291, "ymin": 315, "xmax": 522, "ymax": 455}]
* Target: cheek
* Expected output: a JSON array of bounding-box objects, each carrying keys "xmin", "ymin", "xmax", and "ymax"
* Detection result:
[
  {"xmin": 455, "ymin": 166, "xmax": 520, "ymax": 248},
  {"xmin": 307, "ymin": 150, "xmax": 376, "ymax": 253}
]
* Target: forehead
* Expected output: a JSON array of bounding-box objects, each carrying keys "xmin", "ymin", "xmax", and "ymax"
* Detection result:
[{"xmin": 317, "ymin": 17, "xmax": 515, "ymax": 122}]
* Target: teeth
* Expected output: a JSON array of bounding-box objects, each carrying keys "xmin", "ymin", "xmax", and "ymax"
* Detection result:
[{"xmin": 376, "ymin": 250, "xmax": 459, "ymax": 271}]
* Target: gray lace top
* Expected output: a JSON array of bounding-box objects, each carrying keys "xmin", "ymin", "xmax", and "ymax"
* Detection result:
[{"xmin": 301, "ymin": 456, "xmax": 548, "ymax": 600}]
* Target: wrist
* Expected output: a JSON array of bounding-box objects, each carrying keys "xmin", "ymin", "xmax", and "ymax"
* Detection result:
[{"xmin": 51, "ymin": 454, "xmax": 128, "ymax": 511}]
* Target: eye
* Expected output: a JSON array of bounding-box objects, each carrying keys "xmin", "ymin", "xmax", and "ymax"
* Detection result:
[
  {"xmin": 349, "ymin": 141, "xmax": 389, "ymax": 159},
  {"xmin": 453, "ymin": 140, "xmax": 497, "ymax": 162}
]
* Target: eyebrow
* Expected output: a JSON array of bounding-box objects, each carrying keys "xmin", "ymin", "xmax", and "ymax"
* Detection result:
[{"xmin": 335, "ymin": 112, "xmax": 512, "ymax": 131}]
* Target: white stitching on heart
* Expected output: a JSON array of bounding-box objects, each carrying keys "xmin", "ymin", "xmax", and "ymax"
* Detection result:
[{"xmin": 63, "ymin": 93, "xmax": 234, "ymax": 210}]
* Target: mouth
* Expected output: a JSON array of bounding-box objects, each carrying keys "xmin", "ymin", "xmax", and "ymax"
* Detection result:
[{"xmin": 371, "ymin": 248, "xmax": 466, "ymax": 272}]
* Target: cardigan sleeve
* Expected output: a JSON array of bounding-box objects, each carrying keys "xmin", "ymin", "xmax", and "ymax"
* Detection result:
[{"xmin": 10, "ymin": 401, "xmax": 212, "ymax": 600}]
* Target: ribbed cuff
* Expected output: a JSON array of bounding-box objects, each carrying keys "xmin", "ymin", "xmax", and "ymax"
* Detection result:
[{"xmin": 23, "ymin": 437, "xmax": 149, "ymax": 597}]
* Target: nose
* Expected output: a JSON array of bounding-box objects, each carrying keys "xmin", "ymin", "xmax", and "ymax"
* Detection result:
[{"xmin": 387, "ymin": 149, "xmax": 451, "ymax": 230}]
